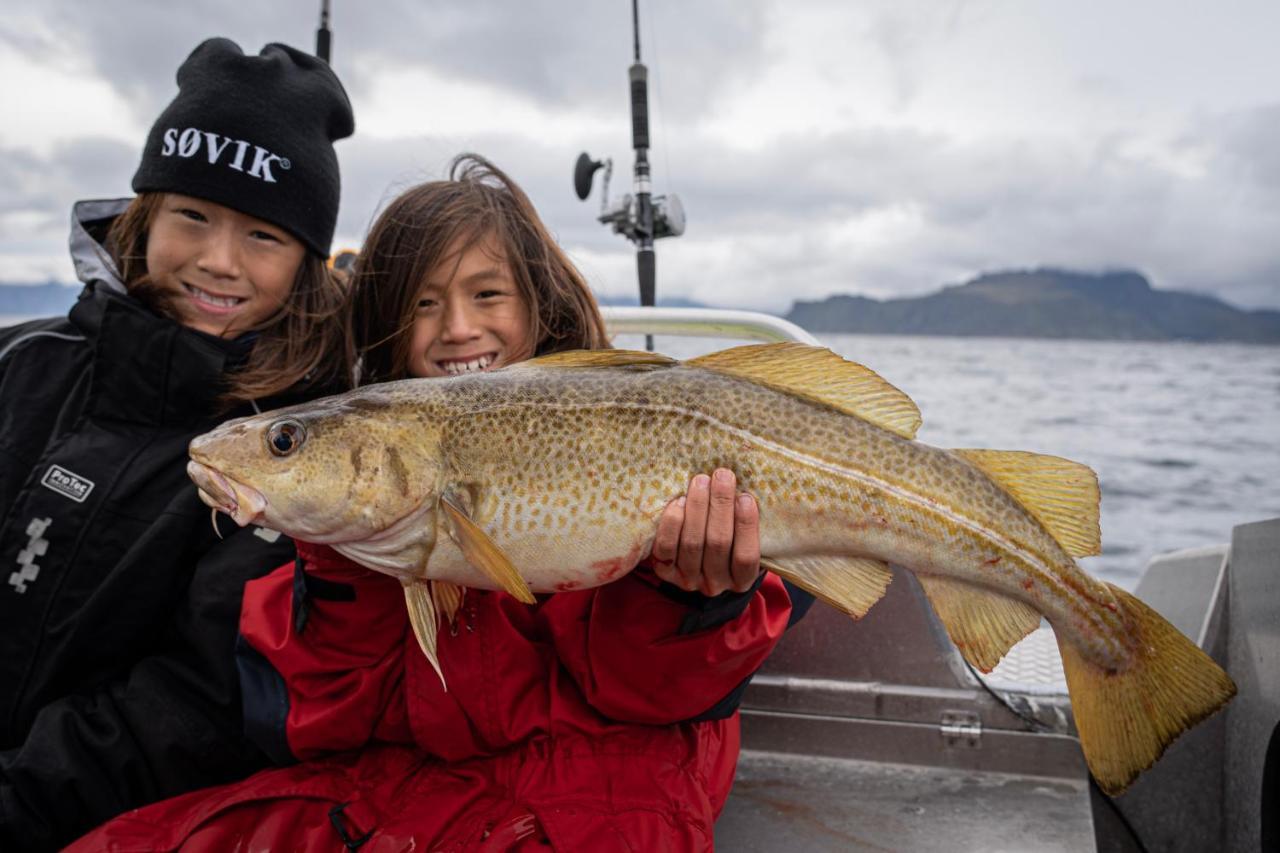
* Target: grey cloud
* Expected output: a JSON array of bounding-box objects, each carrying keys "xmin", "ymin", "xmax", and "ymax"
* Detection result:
[
  {"xmin": 861, "ymin": 0, "xmax": 987, "ymax": 110},
  {"xmin": 1208, "ymin": 102, "xmax": 1280, "ymax": 196},
  {"xmin": 0, "ymin": 136, "xmax": 137, "ymax": 280},
  {"xmin": 0, "ymin": 137, "xmax": 136, "ymax": 218},
  {"xmin": 332, "ymin": 1, "xmax": 769, "ymax": 118},
  {"xmin": 2, "ymin": 1, "xmax": 1277, "ymax": 313},
  {"xmin": 5, "ymin": 1, "xmax": 769, "ymax": 125},
  {"xmin": 1, "ymin": 3, "xmax": 306, "ymax": 125}
]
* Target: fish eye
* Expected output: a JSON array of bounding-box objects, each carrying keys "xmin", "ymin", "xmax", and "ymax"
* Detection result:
[{"xmin": 267, "ymin": 419, "xmax": 306, "ymax": 457}]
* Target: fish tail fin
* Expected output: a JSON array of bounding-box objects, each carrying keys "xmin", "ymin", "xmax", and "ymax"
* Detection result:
[{"xmin": 1056, "ymin": 583, "xmax": 1235, "ymax": 795}]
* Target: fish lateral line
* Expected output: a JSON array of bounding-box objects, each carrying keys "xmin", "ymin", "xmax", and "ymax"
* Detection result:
[{"xmin": 452, "ymin": 394, "xmax": 1104, "ymax": 635}]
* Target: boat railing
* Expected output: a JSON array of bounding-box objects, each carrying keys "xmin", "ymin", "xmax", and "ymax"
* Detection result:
[{"xmin": 601, "ymin": 305, "xmax": 822, "ymax": 345}]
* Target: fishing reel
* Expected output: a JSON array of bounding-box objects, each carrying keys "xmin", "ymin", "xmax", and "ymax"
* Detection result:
[
  {"xmin": 574, "ymin": 152, "xmax": 686, "ymax": 243},
  {"xmin": 572, "ymin": 2, "xmax": 681, "ymax": 350}
]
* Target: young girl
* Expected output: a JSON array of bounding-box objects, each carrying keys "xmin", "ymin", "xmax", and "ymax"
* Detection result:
[
  {"xmin": 71, "ymin": 155, "xmax": 794, "ymax": 850},
  {"xmin": 0, "ymin": 38, "xmax": 354, "ymax": 850}
]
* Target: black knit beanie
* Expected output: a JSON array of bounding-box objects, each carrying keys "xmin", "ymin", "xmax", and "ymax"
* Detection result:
[{"xmin": 132, "ymin": 37, "xmax": 355, "ymax": 257}]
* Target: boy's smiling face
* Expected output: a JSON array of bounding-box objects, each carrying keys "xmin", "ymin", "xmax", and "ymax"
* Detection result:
[
  {"xmin": 145, "ymin": 194, "xmax": 305, "ymax": 338},
  {"xmin": 406, "ymin": 232, "xmax": 534, "ymax": 378}
]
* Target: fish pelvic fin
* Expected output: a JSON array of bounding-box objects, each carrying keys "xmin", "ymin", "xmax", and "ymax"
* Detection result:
[
  {"xmin": 915, "ymin": 574, "xmax": 1041, "ymax": 672},
  {"xmin": 440, "ymin": 494, "xmax": 536, "ymax": 604},
  {"xmin": 952, "ymin": 449, "xmax": 1101, "ymax": 558},
  {"xmin": 688, "ymin": 343, "xmax": 921, "ymax": 439},
  {"xmin": 761, "ymin": 555, "xmax": 893, "ymax": 619},
  {"xmin": 404, "ymin": 581, "xmax": 446, "ymax": 691},
  {"xmin": 1057, "ymin": 583, "xmax": 1236, "ymax": 796},
  {"xmin": 431, "ymin": 580, "xmax": 466, "ymax": 633}
]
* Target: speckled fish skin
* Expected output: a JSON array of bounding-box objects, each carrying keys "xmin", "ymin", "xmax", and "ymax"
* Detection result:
[{"xmin": 188, "ymin": 356, "xmax": 1126, "ymax": 669}]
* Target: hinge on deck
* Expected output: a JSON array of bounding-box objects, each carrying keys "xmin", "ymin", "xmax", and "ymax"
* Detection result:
[{"xmin": 939, "ymin": 711, "xmax": 982, "ymax": 747}]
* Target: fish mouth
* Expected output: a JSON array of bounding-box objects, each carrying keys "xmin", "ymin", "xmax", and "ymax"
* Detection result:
[{"xmin": 187, "ymin": 460, "xmax": 268, "ymax": 527}]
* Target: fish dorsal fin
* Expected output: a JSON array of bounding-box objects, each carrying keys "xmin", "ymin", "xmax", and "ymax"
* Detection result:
[
  {"xmin": 520, "ymin": 349, "xmax": 677, "ymax": 370},
  {"xmin": 404, "ymin": 581, "xmax": 446, "ymax": 689},
  {"xmin": 688, "ymin": 343, "xmax": 921, "ymax": 439},
  {"xmin": 440, "ymin": 494, "xmax": 536, "ymax": 604},
  {"xmin": 952, "ymin": 449, "xmax": 1101, "ymax": 558},
  {"xmin": 760, "ymin": 554, "xmax": 893, "ymax": 619},
  {"xmin": 915, "ymin": 574, "xmax": 1042, "ymax": 672}
]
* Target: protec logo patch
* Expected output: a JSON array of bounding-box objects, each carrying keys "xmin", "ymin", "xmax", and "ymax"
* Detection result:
[{"xmin": 40, "ymin": 465, "xmax": 95, "ymax": 503}]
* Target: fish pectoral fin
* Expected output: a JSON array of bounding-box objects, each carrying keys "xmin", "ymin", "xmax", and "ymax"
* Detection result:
[
  {"xmin": 404, "ymin": 581, "xmax": 447, "ymax": 691},
  {"xmin": 431, "ymin": 580, "xmax": 466, "ymax": 632},
  {"xmin": 440, "ymin": 495, "xmax": 536, "ymax": 604},
  {"xmin": 760, "ymin": 555, "xmax": 893, "ymax": 619},
  {"xmin": 687, "ymin": 344, "xmax": 921, "ymax": 439},
  {"xmin": 519, "ymin": 349, "xmax": 676, "ymax": 370},
  {"xmin": 952, "ymin": 449, "xmax": 1101, "ymax": 557},
  {"xmin": 914, "ymin": 574, "xmax": 1041, "ymax": 672}
]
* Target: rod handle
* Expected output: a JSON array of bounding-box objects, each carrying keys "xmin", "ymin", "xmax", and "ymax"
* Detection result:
[{"xmin": 629, "ymin": 63, "xmax": 649, "ymax": 151}]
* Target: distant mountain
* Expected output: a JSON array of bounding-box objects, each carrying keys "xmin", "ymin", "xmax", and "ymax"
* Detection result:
[
  {"xmin": 0, "ymin": 282, "xmax": 80, "ymax": 320},
  {"xmin": 785, "ymin": 269, "xmax": 1280, "ymax": 343},
  {"xmin": 11, "ymin": 271, "xmax": 1278, "ymax": 343}
]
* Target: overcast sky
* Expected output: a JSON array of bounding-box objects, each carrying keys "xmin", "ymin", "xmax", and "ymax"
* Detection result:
[{"xmin": 2, "ymin": 0, "xmax": 1278, "ymax": 312}]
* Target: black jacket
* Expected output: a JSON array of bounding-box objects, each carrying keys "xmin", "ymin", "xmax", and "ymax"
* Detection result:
[{"xmin": 0, "ymin": 200, "xmax": 332, "ymax": 849}]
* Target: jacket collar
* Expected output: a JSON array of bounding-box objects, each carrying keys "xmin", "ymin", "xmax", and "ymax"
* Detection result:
[{"xmin": 69, "ymin": 198, "xmax": 131, "ymax": 297}]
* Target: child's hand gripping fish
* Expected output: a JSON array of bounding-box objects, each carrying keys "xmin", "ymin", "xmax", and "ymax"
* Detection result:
[{"xmin": 187, "ymin": 341, "xmax": 1236, "ymax": 796}]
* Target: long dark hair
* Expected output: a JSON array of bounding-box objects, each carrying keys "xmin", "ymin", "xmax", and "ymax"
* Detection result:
[
  {"xmin": 106, "ymin": 193, "xmax": 352, "ymax": 406},
  {"xmin": 347, "ymin": 153, "xmax": 610, "ymax": 384}
]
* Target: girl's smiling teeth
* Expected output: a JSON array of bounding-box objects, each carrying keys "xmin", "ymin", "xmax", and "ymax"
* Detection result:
[
  {"xmin": 184, "ymin": 282, "xmax": 246, "ymax": 311},
  {"xmin": 438, "ymin": 354, "xmax": 496, "ymax": 375}
]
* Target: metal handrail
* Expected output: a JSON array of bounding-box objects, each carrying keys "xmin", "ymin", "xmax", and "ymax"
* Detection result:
[{"xmin": 600, "ymin": 306, "xmax": 821, "ymax": 345}]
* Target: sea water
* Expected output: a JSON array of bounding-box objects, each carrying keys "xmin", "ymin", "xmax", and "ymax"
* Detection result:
[{"xmin": 620, "ymin": 333, "xmax": 1280, "ymax": 591}]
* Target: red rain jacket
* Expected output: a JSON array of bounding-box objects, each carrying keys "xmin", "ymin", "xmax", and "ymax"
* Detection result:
[{"xmin": 70, "ymin": 541, "xmax": 792, "ymax": 851}]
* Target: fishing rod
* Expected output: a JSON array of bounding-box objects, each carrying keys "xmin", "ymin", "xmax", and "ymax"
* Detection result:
[
  {"xmin": 316, "ymin": 0, "xmax": 333, "ymax": 63},
  {"xmin": 314, "ymin": 0, "xmax": 361, "ymax": 278},
  {"xmin": 574, "ymin": 0, "xmax": 685, "ymax": 350}
]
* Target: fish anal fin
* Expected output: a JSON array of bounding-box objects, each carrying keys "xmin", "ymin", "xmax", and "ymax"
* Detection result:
[
  {"xmin": 760, "ymin": 555, "xmax": 893, "ymax": 619},
  {"xmin": 688, "ymin": 343, "xmax": 921, "ymax": 439},
  {"xmin": 440, "ymin": 494, "xmax": 536, "ymax": 604},
  {"xmin": 404, "ymin": 582, "xmax": 447, "ymax": 691},
  {"xmin": 915, "ymin": 574, "xmax": 1041, "ymax": 672},
  {"xmin": 1059, "ymin": 583, "xmax": 1236, "ymax": 795},
  {"xmin": 520, "ymin": 349, "xmax": 676, "ymax": 370},
  {"xmin": 953, "ymin": 449, "xmax": 1101, "ymax": 557}
]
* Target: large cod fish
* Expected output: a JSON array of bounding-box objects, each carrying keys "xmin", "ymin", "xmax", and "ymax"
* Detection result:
[{"xmin": 188, "ymin": 343, "xmax": 1234, "ymax": 795}]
